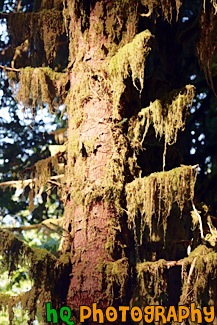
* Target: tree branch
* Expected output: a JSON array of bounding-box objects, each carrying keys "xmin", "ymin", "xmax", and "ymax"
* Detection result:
[
  {"xmin": 0, "ymin": 174, "xmax": 64, "ymax": 188},
  {"xmin": 0, "ymin": 13, "xmax": 9, "ymax": 19},
  {"xmin": 0, "ymin": 64, "xmax": 20, "ymax": 72},
  {"xmin": 3, "ymin": 216, "xmax": 69, "ymax": 237}
]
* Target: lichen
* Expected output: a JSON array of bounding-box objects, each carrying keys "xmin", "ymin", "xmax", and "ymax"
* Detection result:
[
  {"xmin": 128, "ymin": 85, "xmax": 195, "ymax": 170},
  {"xmin": 109, "ymin": 30, "xmax": 153, "ymax": 117},
  {"xmin": 126, "ymin": 165, "xmax": 198, "ymax": 244}
]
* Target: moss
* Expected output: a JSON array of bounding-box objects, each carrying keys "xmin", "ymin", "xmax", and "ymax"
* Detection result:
[
  {"xmin": 40, "ymin": 9, "xmax": 64, "ymax": 64},
  {"xmin": 109, "ymin": 30, "xmax": 153, "ymax": 117},
  {"xmin": 128, "ymin": 85, "xmax": 195, "ymax": 169},
  {"xmin": 197, "ymin": 3, "xmax": 217, "ymax": 94},
  {"xmin": 126, "ymin": 165, "xmax": 198, "ymax": 244},
  {"xmin": 66, "ymin": 67, "xmax": 91, "ymax": 129},
  {"xmin": 104, "ymin": 0, "xmax": 140, "ymax": 48},
  {"xmin": 136, "ymin": 259, "xmax": 168, "ymax": 305},
  {"xmin": 105, "ymin": 258, "xmax": 129, "ymax": 304},
  {"xmin": 8, "ymin": 9, "xmax": 64, "ymax": 68},
  {"xmin": 180, "ymin": 245, "xmax": 217, "ymax": 312},
  {"xmin": 10, "ymin": 67, "xmax": 66, "ymax": 111},
  {"xmin": 39, "ymin": 0, "xmax": 63, "ymax": 11},
  {"xmin": 141, "ymin": 0, "xmax": 182, "ymax": 22},
  {"xmin": 28, "ymin": 151, "xmax": 65, "ymax": 211},
  {"xmin": 0, "ymin": 229, "xmax": 70, "ymax": 324}
]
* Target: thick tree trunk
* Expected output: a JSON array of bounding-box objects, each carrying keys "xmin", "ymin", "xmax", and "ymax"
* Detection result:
[
  {"xmin": 63, "ymin": 1, "xmax": 135, "ymax": 312},
  {"xmin": 66, "ymin": 94, "xmax": 116, "ymax": 308}
]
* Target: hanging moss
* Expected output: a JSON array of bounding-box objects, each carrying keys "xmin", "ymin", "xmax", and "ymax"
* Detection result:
[
  {"xmin": 136, "ymin": 259, "xmax": 168, "ymax": 305},
  {"xmin": 126, "ymin": 165, "xmax": 197, "ymax": 244},
  {"xmin": 141, "ymin": 0, "xmax": 182, "ymax": 22},
  {"xmin": 40, "ymin": 9, "xmax": 64, "ymax": 64},
  {"xmin": 0, "ymin": 229, "xmax": 71, "ymax": 324},
  {"xmin": 197, "ymin": 3, "xmax": 217, "ymax": 93},
  {"xmin": 39, "ymin": 0, "xmax": 63, "ymax": 11},
  {"xmin": 109, "ymin": 30, "xmax": 153, "ymax": 117},
  {"xmin": 7, "ymin": 12, "xmax": 32, "ymax": 49},
  {"xmin": 29, "ymin": 152, "xmax": 65, "ymax": 211},
  {"xmin": 179, "ymin": 245, "xmax": 217, "ymax": 315},
  {"xmin": 105, "ymin": 257, "xmax": 129, "ymax": 304},
  {"xmin": 8, "ymin": 9, "xmax": 64, "ymax": 68},
  {"xmin": 9, "ymin": 67, "xmax": 66, "ymax": 111},
  {"xmin": 204, "ymin": 0, "xmax": 217, "ymax": 14},
  {"xmin": 128, "ymin": 85, "xmax": 195, "ymax": 169}
]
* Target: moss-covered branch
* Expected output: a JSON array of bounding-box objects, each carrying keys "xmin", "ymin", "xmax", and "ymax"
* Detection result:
[
  {"xmin": 126, "ymin": 165, "xmax": 198, "ymax": 243},
  {"xmin": 8, "ymin": 67, "xmax": 67, "ymax": 110},
  {"xmin": 0, "ymin": 229, "xmax": 71, "ymax": 323},
  {"xmin": 109, "ymin": 30, "xmax": 153, "ymax": 116},
  {"xmin": 128, "ymin": 85, "xmax": 195, "ymax": 169},
  {"xmin": 180, "ymin": 245, "xmax": 217, "ymax": 312}
]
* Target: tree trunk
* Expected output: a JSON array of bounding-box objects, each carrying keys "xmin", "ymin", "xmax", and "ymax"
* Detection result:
[{"xmin": 63, "ymin": 0, "xmax": 138, "ymax": 312}]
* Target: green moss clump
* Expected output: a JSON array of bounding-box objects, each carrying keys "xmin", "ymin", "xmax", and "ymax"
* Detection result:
[
  {"xmin": 128, "ymin": 85, "xmax": 195, "ymax": 169},
  {"xmin": 11, "ymin": 67, "xmax": 66, "ymax": 111},
  {"xmin": 126, "ymin": 165, "xmax": 198, "ymax": 244},
  {"xmin": 105, "ymin": 258, "xmax": 129, "ymax": 304},
  {"xmin": 8, "ymin": 9, "xmax": 64, "ymax": 68},
  {"xmin": 136, "ymin": 259, "xmax": 168, "ymax": 305},
  {"xmin": 109, "ymin": 30, "xmax": 152, "ymax": 117},
  {"xmin": 0, "ymin": 229, "xmax": 70, "ymax": 324},
  {"xmin": 180, "ymin": 245, "xmax": 217, "ymax": 313}
]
